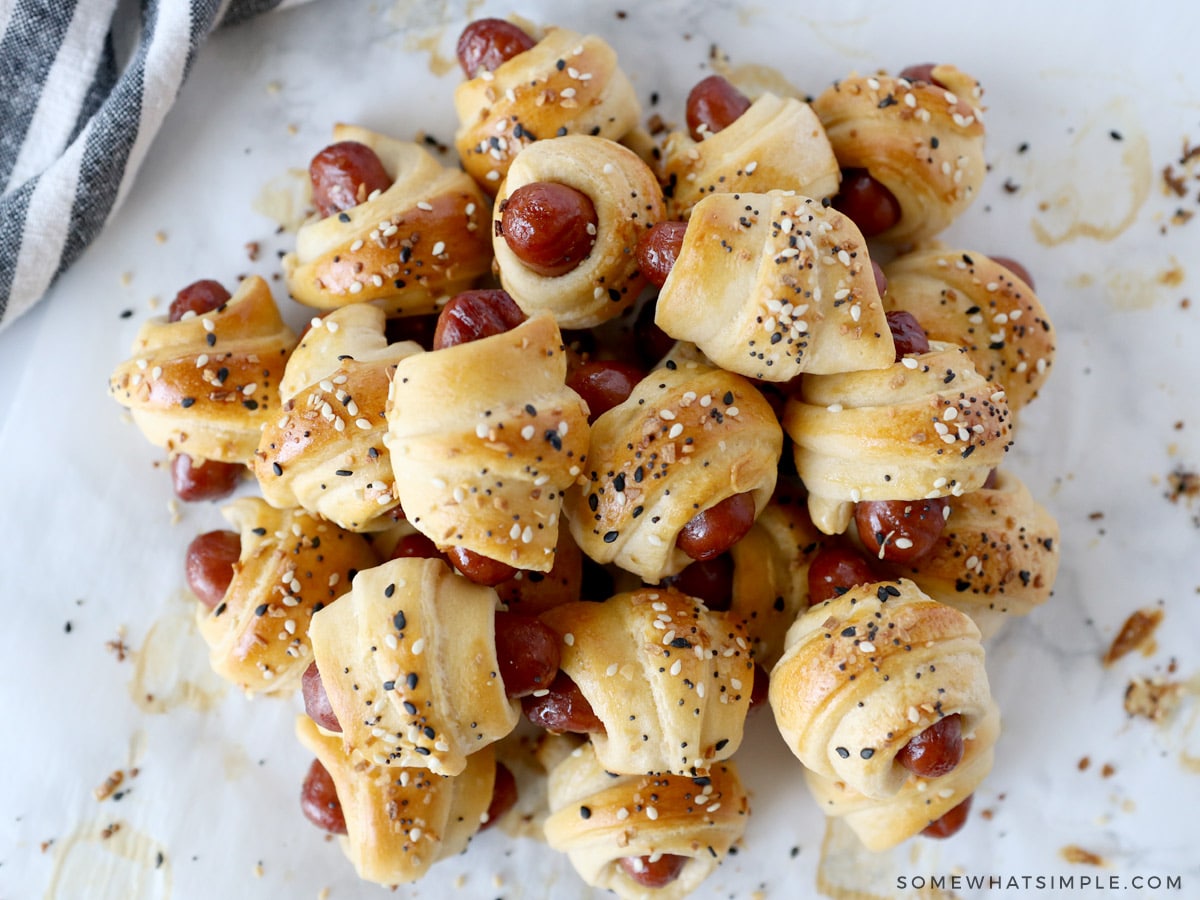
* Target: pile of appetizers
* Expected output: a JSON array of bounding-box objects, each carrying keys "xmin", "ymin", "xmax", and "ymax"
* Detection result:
[{"xmin": 108, "ymin": 16, "xmax": 1059, "ymax": 899}]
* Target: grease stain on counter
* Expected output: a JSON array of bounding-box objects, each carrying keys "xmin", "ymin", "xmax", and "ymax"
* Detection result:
[
  {"xmin": 45, "ymin": 820, "xmax": 171, "ymax": 900},
  {"xmin": 1028, "ymin": 95, "xmax": 1151, "ymax": 247},
  {"xmin": 252, "ymin": 168, "xmax": 311, "ymax": 234},
  {"xmin": 128, "ymin": 592, "xmax": 227, "ymax": 714}
]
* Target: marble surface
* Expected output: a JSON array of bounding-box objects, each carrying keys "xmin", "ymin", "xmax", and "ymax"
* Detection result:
[{"xmin": 2, "ymin": 1, "xmax": 1199, "ymax": 898}]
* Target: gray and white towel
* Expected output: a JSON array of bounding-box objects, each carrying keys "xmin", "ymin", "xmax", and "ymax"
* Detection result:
[{"xmin": 0, "ymin": 0, "xmax": 309, "ymax": 334}]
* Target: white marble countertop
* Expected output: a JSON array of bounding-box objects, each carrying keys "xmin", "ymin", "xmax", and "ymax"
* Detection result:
[{"xmin": 2, "ymin": 1, "xmax": 1199, "ymax": 898}]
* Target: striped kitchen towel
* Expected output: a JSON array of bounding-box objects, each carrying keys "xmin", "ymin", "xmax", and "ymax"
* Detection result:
[{"xmin": 0, "ymin": 0, "xmax": 311, "ymax": 334}]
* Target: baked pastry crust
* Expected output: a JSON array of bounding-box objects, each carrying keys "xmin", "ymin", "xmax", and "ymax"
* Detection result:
[
  {"xmin": 654, "ymin": 191, "xmax": 894, "ymax": 381},
  {"xmin": 196, "ymin": 497, "xmax": 379, "ymax": 694},
  {"xmin": 565, "ymin": 358, "xmax": 781, "ymax": 582},
  {"xmin": 883, "ymin": 245, "xmax": 1055, "ymax": 412},
  {"xmin": 308, "ymin": 557, "xmax": 519, "ymax": 776},
  {"xmin": 384, "ymin": 315, "xmax": 590, "ymax": 572},
  {"xmin": 660, "ymin": 93, "xmax": 840, "ymax": 220},
  {"xmin": 540, "ymin": 587, "xmax": 754, "ymax": 776},
  {"xmin": 768, "ymin": 578, "xmax": 999, "ymax": 800},
  {"xmin": 253, "ymin": 305, "xmax": 420, "ymax": 531},
  {"xmin": 295, "ymin": 716, "xmax": 494, "ymax": 885},
  {"xmin": 877, "ymin": 471, "xmax": 1059, "ymax": 639},
  {"xmin": 493, "ymin": 135, "xmax": 664, "ymax": 329},
  {"xmin": 108, "ymin": 275, "xmax": 296, "ymax": 463},
  {"xmin": 804, "ymin": 704, "xmax": 998, "ymax": 851},
  {"xmin": 782, "ymin": 340, "xmax": 1012, "ymax": 534},
  {"xmin": 282, "ymin": 125, "xmax": 492, "ymax": 314},
  {"xmin": 812, "ymin": 65, "xmax": 986, "ymax": 245},
  {"xmin": 454, "ymin": 27, "xmax": 641, "ymax": 193},
  {"xmin": 544, "ymin": 741, "xmax": 749, "ymax": 900},
  {"xmin": 726, "ymin": 487, "xmax": 823, "ymax": 671}
]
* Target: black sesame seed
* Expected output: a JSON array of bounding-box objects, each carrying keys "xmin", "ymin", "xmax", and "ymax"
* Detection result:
[
  {"xmin": 835, "ymin": 746, "xmax": 850, "ymax": 759},
  {"xmin": 392, "ymin": 609, "xmax": 406, "ymax": 629},
  {"xmin": 603, "ymin": 530, "xmax": 619, "ymax": 543}
]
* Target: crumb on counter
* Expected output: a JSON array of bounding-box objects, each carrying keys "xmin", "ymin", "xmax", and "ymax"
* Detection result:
[
  {"xmin": 1060, "ymin": 845, "xmax": 1106, "ymax": 866},
  {"xmin": 1102, "ymin": 607, "xmax": 1164, "ymax": 666},
  {"xmin": 1123, "ymin": 676, "xmax": 1182, "ymax": 721}
]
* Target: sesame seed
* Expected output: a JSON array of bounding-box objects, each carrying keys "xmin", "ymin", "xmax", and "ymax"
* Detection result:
[
  {"xmin": 606, "ymin": 663, "xmax": 619, "ymax": 676},
  {"xmin": 431, "ymin": 241, "xmax": 445, "ymax": 256},
  {"xmin": 411, "ymin": 638, "xmax": 425, "ymax": 655},
  {"xmin": 417, "ymin": 201, "xmax": 434, "ymax": 211},
  {"xmin": 668, "ymin": 423, "xmax": 684, "ymax": 439}
]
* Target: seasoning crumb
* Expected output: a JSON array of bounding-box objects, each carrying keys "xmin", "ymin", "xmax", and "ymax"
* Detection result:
[
  {"xmin": 106, "ymin": 628, "xmax": 130, "ymax": 662},
  {"xmin": 1060, "ymin": 845, "xmax": 1105, "ymax": 866},
  {"xmin": 245, "ymin": 241, "xmax": 261, "ymax": 262},
  {"xmin": 253, "ymin": 861, "xmax": 264, "ymax": 878},
  {"xmin": 93, "ymin": 769, "xmax": 125, "ymax": 801},
  {"xmin": 1100, "ymin": 762, "xmax": 1116, "ymax": 778},
  {"xmin": 1123, "ymin": 676, "xmax": 1182, "ymax": 721},
  {"xmin": 1077, "ymin": 756, "xmax": 1090, "ymax": 771},
  {"xmin": 1102, "ymin": 607, "xmax": 1163, "ymax": 666},
  {"xmin": 1165, "ymin": 467, "xmax": 1199, "ymax": 504},
  {"xmin": 99, "ymin": 822, "xmax": 122, "ymax": 840},
  {"xmin": 40, "ymin": 838, "xmax": 54, "ymax": 853},
  {"xmin": 154, "ymin": 231, "xmax": 167, "ymax": 244}
]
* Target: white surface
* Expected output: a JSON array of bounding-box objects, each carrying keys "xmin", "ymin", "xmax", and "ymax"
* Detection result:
[{"xmin": 2, "ymin": 1, "xmax": 1200, "ymax": 898}]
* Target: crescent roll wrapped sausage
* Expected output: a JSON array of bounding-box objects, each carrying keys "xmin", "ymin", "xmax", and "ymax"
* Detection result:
[
  {"xmin": 539, "ymin": 588, "xmax": 754, "ymax": 776},
  {"xmin": 565, "ymin": 360, "xmax": 781, "ymax": 583},
  {"xmin": 454, "ymin": 26, "xmax": 641, "ymax": 193},
  {"xmin": 108, "ymin": 275, "xmax": 296, "ymax": 463},
  {"xmin": 308, "ymin": 557, "xmax": 519, "ymax": 776},
  {"xmin": 782, "ymin": 341, "xmax": 1012, "ymax": 535},
  {"xmin": 725, "ymin": 488, "xmax": 823, "ymax": 670},
  {"xmin": 813, "ymin": 66, "xmax": 986, "ymax": 245},
  {"xmin": 883, "ymin": 246, "xmax": 1055, "ymax": 412},
  {"xmin": 493, "ymin": 135, "xmax": 665, "ymax": 329},
  {"xmin": 253, "ymin": 305, "xmax": 421, "ymax": 531},
  {"xmin": 384, "ymin": 314, "xmax": 590, "ymax": 572},
  {"xmin": 195, "ymin": 498, "xmax": 379, "ymax": 694},
  {"xmin": 283, "ymin": 125, "xmax": 492, "ymax": 314},
  {"xmin": 768, "ymin": 578, "xmax": 999, "ymax": 801},
  {"xmin": 544, "ymin": 741, "xmax": 749, "ymax": 900},
  {"xmin": 877, "ymin": 471, "xmax": 1060, "ymax": 639},
  {"xmin": 296, "ymin": 716, "xmax": 495, "ymax": 885},
  {"xmin": 803, "ymin": 706, "xmax": 998, "ymax": 851},
  {"xmin": 654, "ymin": 192, "xmax": 894, "ymax": 381},
  {"xmin": 661, "ymin": 92, "xmax": 840, "ymax": 220}
]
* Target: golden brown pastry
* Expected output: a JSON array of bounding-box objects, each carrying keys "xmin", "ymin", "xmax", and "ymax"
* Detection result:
[
  {"xmin": 726, "ymin": 487, "xmax": 823, "ymax": 670},
  {"xmin": 660, "ymin": 92, "xmax": 840, "ymax": 220},
  {"xmin": 804, "ymin": 706, "xmax": 998, "ymax": 851},
  {"xmin": 782, "ymin": 341, "xmax": 1012, "ymax": 535},
  {"xmin": 253, "ymin": 305, "xmax": 420, "ymax": 531},
  {"xmin": 454, "ymin": 26, "xmax": 640, "ymax": 193},
  {"xmin": 308, "ymin": 557, "xmax": 519, "ymax": 776},
  {"xmin": 769, "ymin": 578, "xmax": 999, "ymax": 801},
  {"xmin": 384, "ymin": 314, "xmax": 590, "ymax": 573},
  {"xmin": 196, "ymin": 498, "xmax": 379, "ymax": 694},
  {"xmin": 812, "ymin": 66, "xmax": 986, "ymax": 245},
  {"xmin": 883, "ymin": 245, "xmax": 1055, "ymax": 411},
  {"xmin": 876, "ymin": 471, "xmax": 1059, "ymax": 639},
  {"xmin": 108, "ymin": 275, "xmax": 296, "ymax": 463},
  {"xmin": 296, "ymin": 716, "xmax": 494, "ymax": 885},
  {"xmin": 493, "ymin": 135, "xmax": 664, "ymax": 329},
  {"xmin": 565, "ymin": 359, "xmax": 781, "ymax": 583},
  {"xmin": 654, "ymin": 191, "xmax": 894, "ymax": 381},
  {"xmin": 540, "ymin": 587, "xmax": 754, "ymax": 776},
  {"xmin": 283, "ymin": 125, "xmax": 492, "ymax": 314},
  {"xmin": 544, "ymin": 741, "xmax": 749, "ymax": 900}
]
